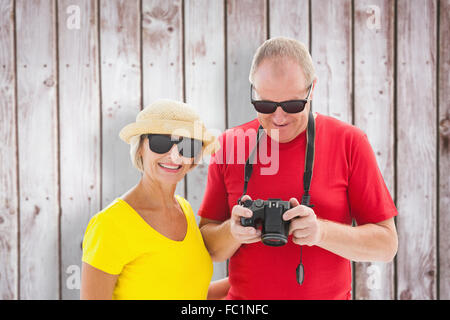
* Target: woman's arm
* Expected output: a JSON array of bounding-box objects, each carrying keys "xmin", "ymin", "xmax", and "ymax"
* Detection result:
[
  {"xmin": 80, "ymin": 262, "xmax": 118, "ymax": 300},
  {"xmin": 207, "ymin": 277, "xmax": 230, "ymax": 300}
]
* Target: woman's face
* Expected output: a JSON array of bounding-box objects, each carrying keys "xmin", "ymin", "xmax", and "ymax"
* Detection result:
[{"xmin": 140, "ymin": 135, "xmax": 195, "ymax": 185}]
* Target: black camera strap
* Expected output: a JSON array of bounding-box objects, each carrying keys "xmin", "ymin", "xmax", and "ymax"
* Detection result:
[
  {"xmin": 238, "ymin": 125, "xmax": 265, "ymax": 205},
  {"xmin": 238, "ymin": 109, "xmax": 316, "ymax": 206},
  {"xmin": 238, "ymin": 109, "xmax": 316, "ymax": 285}
]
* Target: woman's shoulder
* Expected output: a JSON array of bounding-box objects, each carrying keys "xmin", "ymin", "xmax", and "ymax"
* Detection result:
[
  {"xmin": 175, "ymin": 195, "xmax": 198, "ymax": 222},
  {"xmin": 86, "ymin": 199, "xmax": 129, "ymax": 230},
  {"xmin": 175, "ymin": 195, "xmax": 193, "ymax": 213}
]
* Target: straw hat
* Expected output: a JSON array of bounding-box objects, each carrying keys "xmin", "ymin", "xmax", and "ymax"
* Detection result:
[{"xmin": 119, "ymin": 99, "xmax": 220, "ymax": 156}]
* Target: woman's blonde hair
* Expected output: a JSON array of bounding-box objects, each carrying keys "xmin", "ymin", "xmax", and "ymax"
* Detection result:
[
  {"xmin": 130, "ymin": 135, "xmax": 144, "ymax": 172},
  {"xmin": 249, "ymin": 36, "xmax": 315, "ymax": 88}
]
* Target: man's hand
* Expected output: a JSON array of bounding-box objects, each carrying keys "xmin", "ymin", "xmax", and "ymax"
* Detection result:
[
  {"xmin": 230, "ymin": 195, "xmax": 262, "ymax": 244},
  {"xmin": 283, "ymin": 198, "xmax": 323, "ymax": 246}
]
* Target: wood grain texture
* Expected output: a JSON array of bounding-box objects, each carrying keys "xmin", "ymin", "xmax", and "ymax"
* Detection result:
[
  {"xmin": 353, "ymin": 0, "xmax": 395, "ymax": 300},
  {"xmin": 58, "ymin": 0, "xmax": 101, "ymax": 300},
  {"xmin": 100, "ymin": 0, "xmax": 141, "ymax": 208},
  {"xmin": 0, "ymin": 0, "xmax": 448, "ymax": 300},
  {"xmin": 396, "ymin": 0, "xmax": 437, "ymax": 300},
  {"xmin": 310, "ymin": 0, "xmax": 352, "ymax": 123},
  {"xmin": 269, "ymin": 0, "xmax": 309, "ymax": 45},
  {"xmin": 15, "ymin": 0, "xmax": 59, "ymax": 299},
  {"xmin": 141, "ymin": 0, "xmax": 184, "ymax": 197},
  {"xmin": 226, "ymin": 0, "xmax": 267, "ymax": 128},
  {"xmin": 0, "ymin": 0, "xmax": 18, "ymax": 300},
  {"xmin": 142, "ymin": 0, "xmax": 183, "ymax": 104},
  {"xmin": 439, "ymin": 0, "xmax": 450, "ymax": 300},
  {"xmin": 184, "ymin": 0, "xmax": 227, "ymax": 281}
]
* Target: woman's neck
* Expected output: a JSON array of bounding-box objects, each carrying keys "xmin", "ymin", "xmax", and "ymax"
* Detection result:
[{"xmin": 124, "ymin": 173, "xmax": 178, "ymax": 212}]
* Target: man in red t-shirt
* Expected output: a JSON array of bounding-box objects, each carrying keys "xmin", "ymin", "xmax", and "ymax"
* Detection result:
[{"xmin": 198, "ymin": 37, "xmax": 398, "ymax": 299}]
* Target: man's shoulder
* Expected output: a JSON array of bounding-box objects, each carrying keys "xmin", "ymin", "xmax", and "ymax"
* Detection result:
[
  {"xmin": 211, "ymin": 119, "xmax": 259, "ymax": 167},
  {"xmin": 222, "ymin": 118, "xmax": 260, "ymax": 137},
  {"xmin": 318, "ymin": 113, "xmax": 366, "ymax": 140},
  {"xmin": 215, "ymin": 118, "xmax": 260, "ymax": 148}
]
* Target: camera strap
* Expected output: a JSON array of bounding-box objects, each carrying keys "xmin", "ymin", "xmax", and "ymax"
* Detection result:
[
  {"xmin": 238, "ymin": 109, "xmax": 316, "ymax": 286},
  {"xmin": 238, "ymin": 108, "xmax": 316, "ymax": 207},
  {"xmin": 238, "ymin": 125, "xmax": 265, "ymax": 205}
]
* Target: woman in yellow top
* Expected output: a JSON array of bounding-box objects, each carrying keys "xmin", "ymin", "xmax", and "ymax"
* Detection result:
[{"xmin": 81, "ymin": 99, "xmax": 226, "ymax": 299}]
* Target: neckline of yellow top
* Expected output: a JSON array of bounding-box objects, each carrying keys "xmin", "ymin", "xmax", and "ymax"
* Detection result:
[{"xmin": 116, "ymin": 195, "xmax": 190, "ymax": 244}]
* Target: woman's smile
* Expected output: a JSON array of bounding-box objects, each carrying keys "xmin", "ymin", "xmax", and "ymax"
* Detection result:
[{"xmin": 158, "ymin": 162, "xmax": 183, "ymax": 172}]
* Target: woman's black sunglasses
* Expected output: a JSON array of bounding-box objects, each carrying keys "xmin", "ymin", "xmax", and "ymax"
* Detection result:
[
  {"xmin": 250, "ymin": 84, "xmax": 312, "ymax": 114},
  {"xmin": 146, "ymin": 134, "xmax": 203, "ymax": 159}
]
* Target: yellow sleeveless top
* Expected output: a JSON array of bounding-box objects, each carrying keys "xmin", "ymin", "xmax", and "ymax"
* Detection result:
[{"xmin": 82, "ymin": 195, "xmax": 213, "ymax": 300}]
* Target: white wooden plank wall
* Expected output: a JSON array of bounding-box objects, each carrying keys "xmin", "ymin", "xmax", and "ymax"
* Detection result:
[
  {"xmin": 15, "ymin": 0, "xmax": 59, "ymax": 299},
  {"xmin": 311, "ymin": 0, "xmax": 352, "ymax": 123},
  {"xmin": 0, "ymin": 0, "xmax": 18, "ymax": 300},
  {"xmin": 226, "ymin": 0, "xmax": 267, "ymax": 128},
  {"xmin": 353, "ymin": 0, "xmax": 395, "ymax": 300},
  {"xmin": 0, "ymin": 0, "xmax": 448, "ymax": 300},
  {"xmin": 439, "ymin": 0, "xmax": 450, "ymax": 300},
  {"xmin": 58, "ymin": 0, "xmax": 101, "ymax": 300},
  {"xmin": 184, "ymin": 0, "xmax": 227, "ymax": 280},
  {"xmin": 397, "ymin": 0, "xmax": 437, "ymax": 300}
]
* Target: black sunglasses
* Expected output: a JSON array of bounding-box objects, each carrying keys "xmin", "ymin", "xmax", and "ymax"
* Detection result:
[
  {"xmin": 146, "ymin": 134, "xmax": 203, "ymax": 159},
  {"xmin": 250, "ymin": 84, "xmax": 312, "ymax": 114}
]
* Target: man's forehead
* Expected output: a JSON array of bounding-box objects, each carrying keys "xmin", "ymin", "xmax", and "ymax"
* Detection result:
[{"xmin": 254, "ymin": 58, "xmax": 307, "ymax": 86}]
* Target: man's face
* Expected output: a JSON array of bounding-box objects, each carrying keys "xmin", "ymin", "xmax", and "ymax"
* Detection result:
[{"xmin": 252, "ymin": 58, "xmax": 314, "ymax": 143}]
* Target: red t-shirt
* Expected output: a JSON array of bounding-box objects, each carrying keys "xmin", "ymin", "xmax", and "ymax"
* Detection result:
[{"xmin": 198, "ymin": 113, "xmax": 398, "ymax": 300}]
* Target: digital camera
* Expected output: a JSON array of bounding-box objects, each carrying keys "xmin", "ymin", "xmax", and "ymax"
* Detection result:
[{"xmin": 240, "ymin": 199, "xmax": 291, "ymax": 246}]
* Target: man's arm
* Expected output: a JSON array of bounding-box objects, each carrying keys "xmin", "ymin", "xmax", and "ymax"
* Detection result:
[
  {"xmin": 317, "ymin": 217, "xmax": 397, "ymax": 262},
  {"xmin": 284, "ymin": 198, "xmax": 398, "ymax": 262}
]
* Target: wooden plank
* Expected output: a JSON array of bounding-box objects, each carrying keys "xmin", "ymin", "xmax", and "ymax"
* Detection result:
[
  {"xmin": 0, "ymin": 0, "xmax": 18, "ymax": 300},
  {"xmin": 100, "ymin": 0, "xmax": 141, "ymax": 208},
  {"xmin": 226, "ymin": 0, "xmax": 267, "ymax": 128},
  {"xmin": 439, "ymin": 0, "xmax": 450, "ymax": 300},
  {"xmin": 310, "ymin": 0, "xmax": 352, "ymax": 123},
  {"xmin": 353, "ymin": 0, "xmax": 395, "ymax": 300},
  {"xmin": 184, "ymin": 0, "xmax": 226, "ymax": 281},
  {"xmin": 141, "ymin": 0, "xmax": 183, "ymax": 104},
  {"xmin": 15, "ymin": 0, "xmax": 59, "ymax": 299},
  {"xmin": 141, "ymin": 0, "xmax": 184, "ymax": 197},
  {"xmin": 269, "ymin": 0, "xmax": 309, "ymax": 46},
  {"xmin": 58, "ymin": 0, "xmax": 101, "ymax": 300},
  {"xmin": 397, "ymin": 0, "xmax": 437, "ymax": 300}
]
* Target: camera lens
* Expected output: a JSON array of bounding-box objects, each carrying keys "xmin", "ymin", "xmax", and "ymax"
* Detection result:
[{"xmin": 261, "ymin": 233, "xmax": 288, "ymax": 247}]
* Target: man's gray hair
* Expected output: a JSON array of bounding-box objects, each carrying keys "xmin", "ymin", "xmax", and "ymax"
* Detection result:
[{"xmin": 249, "ymin": 36, "xmax": 315, "ymax": 88}]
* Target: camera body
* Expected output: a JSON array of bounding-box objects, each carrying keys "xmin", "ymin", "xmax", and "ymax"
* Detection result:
[{"xmin": 240, "ymin": 199, "xmax": 291, "ymax": 246}]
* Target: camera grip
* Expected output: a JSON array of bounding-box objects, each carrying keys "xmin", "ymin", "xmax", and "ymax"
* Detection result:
[{"xmin": 240, "ymin": 216, "xmax": 255, "ymax": 227}]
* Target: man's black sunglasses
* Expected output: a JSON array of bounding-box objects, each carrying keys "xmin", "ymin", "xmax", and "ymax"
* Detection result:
[
  {"xmin": 146, "ymin": 134, "xmax": 203, "ymax": 159},
  {"xmin": 250, "ymin": 83, "xmax": 312, "ymax": 114}
]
